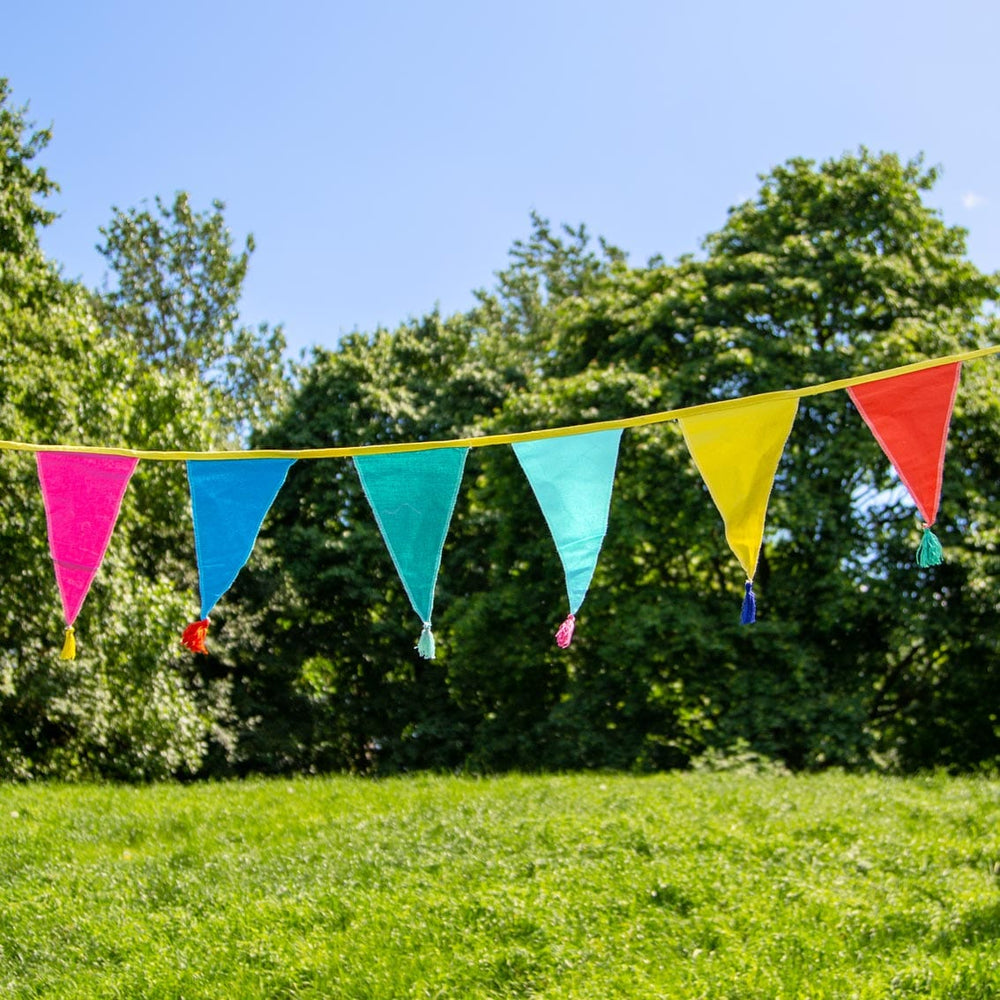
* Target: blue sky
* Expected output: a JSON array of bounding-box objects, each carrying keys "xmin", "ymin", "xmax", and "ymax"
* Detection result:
[{"xmin": 4, "ymin": 1, "xmax": 999, "ymax": 358}]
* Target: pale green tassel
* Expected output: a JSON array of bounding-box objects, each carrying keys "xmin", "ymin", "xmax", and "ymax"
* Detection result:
[
  {"xmin": 416, "ymin": 622, "xmax": 435, "ymax": 659},
  {"xmin": 917, "ymin": 526, "xmax": 943, "ymax": 568}
]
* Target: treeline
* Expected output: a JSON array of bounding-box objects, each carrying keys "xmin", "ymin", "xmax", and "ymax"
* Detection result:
[{"xmin": 2, "ymin": 79, "xmax": 999, "ymax": 780}]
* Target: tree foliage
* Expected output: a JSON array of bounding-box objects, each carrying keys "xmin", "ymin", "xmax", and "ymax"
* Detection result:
[
  {"xmin": 96, "ymin": 192, "xmax": 288, "ymax": 441},
  {"xmin": 225, "ymin": 311, "xmax": 532, "ymax": 773},
  {"xmin": 234, "ymin": 151, "xmax": 1000, "ymax": 775},
  {"xmin": 0, "ymin": 82, "xmax": 233, "ymax": 778},
  {"xmin": 3, "ymin": 73, "xmax": 999, "ymax": 780}
]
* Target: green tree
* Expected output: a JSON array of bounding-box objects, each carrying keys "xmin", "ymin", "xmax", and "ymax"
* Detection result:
[
  {"xmin": 94, "ymin": 192, "xmax": 292, "ymax": 602},
  {"xmin": 241, "ymin": 152, "xmax": 1000, "ymax": 775},
  {"xmin": 534, "ymin": 150, "xmax": 1000, "ymax": 769},
  {"xmin": 226, "ymin": 310, "xmax": 532, "ymax": 773},
  {"xmin": 675, "ymin": 151, "xmax": 999, "ymax": 769},
  {"xmin": 0, "ymin": 80, "xmax": 229, "ymax": 778},
  {"xmin": 96, "ymin": 191, "xmax": 288, "ymax": 441},
  {"xmin": 0, "ymin": 80, "xmax": 55, "ymax": 259}
]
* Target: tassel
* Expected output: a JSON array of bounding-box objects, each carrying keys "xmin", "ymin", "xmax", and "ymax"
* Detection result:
[
  {"xmin": 416, "ymin": 622, "xmax": 435, "ymax": 659},
  {"xmin": 740, "ymin": 581, "xmax": 756, "ymax": 625},
  {"xmin": 181, "ymin": 618, "xmax": 210, "ymax": 654},
  {"xmin": 555, "ymin": 613, "xmax": 576, "ymax": 649},
  {"xmin": 60, "ymin": 626, "xmax": 76, "ymax": 661},
  {"xmin": 916, "ymin": 525, "xmax": 943, "ymax": 568}
]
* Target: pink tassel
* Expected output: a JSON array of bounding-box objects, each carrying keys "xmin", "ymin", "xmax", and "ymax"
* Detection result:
[{"xmin": 555, "ymin": 613, "xmax": 576, "ymax": 649}]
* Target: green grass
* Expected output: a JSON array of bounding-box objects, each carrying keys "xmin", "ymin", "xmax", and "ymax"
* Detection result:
[{"xmin": 1, "ymin": 771, "xmax": 1000, "ymax": 998}]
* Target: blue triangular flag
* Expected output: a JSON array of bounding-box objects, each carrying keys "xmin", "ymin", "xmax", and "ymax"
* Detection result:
[
  {"xmin": 186, "ymin": 458, "xmax": 295, "ymax": 619},
  {"xmin": 513, "ymin": 429, "xmax": 623, "ymax": 646},
  {"xmin": 354, "ymin": 447, "xmax": 468, "ymax": 658}
]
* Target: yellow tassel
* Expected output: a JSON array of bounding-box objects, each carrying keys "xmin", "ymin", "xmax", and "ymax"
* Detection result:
[{"xmin": 60, "ymin": 627, "xmax": 76, "ymax": 661}]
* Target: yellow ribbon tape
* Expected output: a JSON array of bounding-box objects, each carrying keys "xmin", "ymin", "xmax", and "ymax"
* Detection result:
[{"xmin": 1, "ymin": 346, "xmax": 996, "ymax": 460}]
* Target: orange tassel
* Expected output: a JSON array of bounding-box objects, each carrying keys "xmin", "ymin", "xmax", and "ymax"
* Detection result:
[{"xmin": 181, "ymin": 618, "xmax": 210, "ymax": 654}]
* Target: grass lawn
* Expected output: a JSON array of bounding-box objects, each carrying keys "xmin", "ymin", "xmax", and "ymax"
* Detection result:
[{"xmin": 1, "ymin": 770, "xmax": 999, "ymax": 998}]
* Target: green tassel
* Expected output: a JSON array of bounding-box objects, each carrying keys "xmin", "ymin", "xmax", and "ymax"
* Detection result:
[
  {"xmin": 416, "ymin": 622, "xmax": 435, "ymax": 659},
  {"xmin": 917, "ymin": 526, "xmax": 943, "ymax": 568}
]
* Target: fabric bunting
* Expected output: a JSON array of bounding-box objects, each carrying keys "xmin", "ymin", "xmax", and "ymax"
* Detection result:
[
  {"xmin": 183, "ymin": 458, "xmax": 295, "ymax": 652},
  {"xmin": 679, "ymin": 397, "xmax": 799, "ymax": 623},
  {"xmin": 354, "ymin": 447, "xmax": 468, "ymax": 658},
  {"xmin": 848, "ymin": 363, "xmax": 961, "ymax": 567},
  {"xmin": 36, "ymin": 451, "xmax": 139, "ymax": 659},
  {"xmin": 15, "ymin": 351, "xmax": 998, "ymax": 658},
  {"xmin": 512, "ymin": 429, "xmax": 623, "ymax": 647}
]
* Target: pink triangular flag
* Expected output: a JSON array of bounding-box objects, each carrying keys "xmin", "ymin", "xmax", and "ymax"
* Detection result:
[
  {"xmin": 36, "ymin": 452, "xmax": 138, "ymax": 647},
  {"xmin": 847, "ymin": 363, "xmax": 961, "ymax": 526}
]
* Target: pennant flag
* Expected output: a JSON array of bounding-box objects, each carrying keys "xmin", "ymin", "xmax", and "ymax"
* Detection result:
[
  {"xmin": 848, "ymin": 362, "xmax": 961, "ymax": 567},
  {"xmin": 354, "ymin": 447, "xmax": 468, "ymax": 658},
  {"xmin": 36, "ymin": 451, "xmax": 139, "ymax": 658},
  {"xmin": 679, "ymin": 397, "xmax": 799, "ymax": 623},
  {"xmin": 183, "ymin": 458, "xmax": 295, "ymax": 652},
  {"xmin": 512, "ymin": 429, "xmax": 623, "ymax": 647}
]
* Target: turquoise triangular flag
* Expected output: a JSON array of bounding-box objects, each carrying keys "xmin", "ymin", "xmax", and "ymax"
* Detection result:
[
  {"xmin": 513, "ymin": 429, "xmax": 623, "ymax": 647},
  {"xmin": 183, "ymin": 458, "xmax": 295, "ymax": 652},
  {"xmin": 354, "ymin": 447, "xmax": 468, "ymax": 658}
]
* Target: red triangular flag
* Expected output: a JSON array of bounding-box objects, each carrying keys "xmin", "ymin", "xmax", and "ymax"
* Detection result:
[{"xmin": 848, "ymin": 362, "xmax": 961, "ymax": 526}]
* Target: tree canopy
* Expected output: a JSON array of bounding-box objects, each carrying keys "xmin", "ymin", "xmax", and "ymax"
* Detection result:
[
  {"xmin": 2, "ymin": 74, "xmax": 998, "ymax": 779},
  {"xmin": 0, "ymin": 81, "xmax": 280, "ymax": 778},
  {"xmin": 235, "ymin": 151, "xmax": 1000, "ymax": 775}
]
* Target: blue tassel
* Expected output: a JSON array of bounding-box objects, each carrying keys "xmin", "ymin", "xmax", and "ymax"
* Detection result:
[
  {"xmin": 416, "ymin": 622, "xmax": 435, "ymax": 659},
  {"xmin": 740, "ymin": 580, "xmax": 756, "ymax": 625},
  {"xmin": 916, "ymin": 526, "xmax": 943, "ymax": 568}
]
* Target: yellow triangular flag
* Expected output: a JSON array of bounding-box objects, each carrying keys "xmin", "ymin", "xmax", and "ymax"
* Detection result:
[{"xmin": 679, "ymin": 396, "xmax": 799, "ymax": 581}]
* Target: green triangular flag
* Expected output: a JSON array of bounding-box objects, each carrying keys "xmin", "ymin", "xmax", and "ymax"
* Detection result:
[
  {"xmin": 513, "ymin": 429, "xmax": 623, "ymax": 646},
  {"xmin": 354, "ymin": 447, "xmax": 468, "ymax": 658}
]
